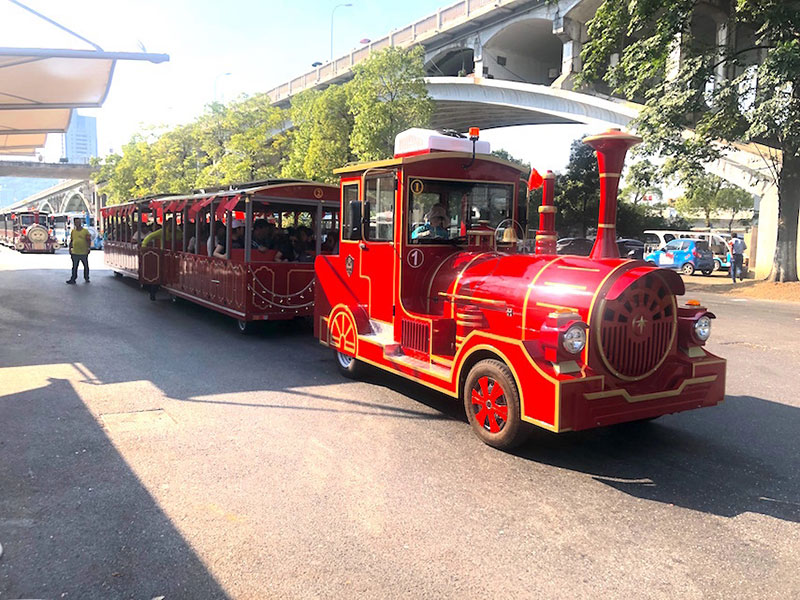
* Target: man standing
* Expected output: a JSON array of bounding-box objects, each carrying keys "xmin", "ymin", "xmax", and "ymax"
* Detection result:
[
  {"xmin": 66, "ymin": 217, "xmax": 92, "ymax": 284},
  {"xmin": 730, "ymin": 233, "xmax": 747, "ymax": 283}
]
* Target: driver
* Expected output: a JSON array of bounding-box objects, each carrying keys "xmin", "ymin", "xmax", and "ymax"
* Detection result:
[{"xmin": 411, "ymin": 204, "xmax": 449, "ymax": 240}]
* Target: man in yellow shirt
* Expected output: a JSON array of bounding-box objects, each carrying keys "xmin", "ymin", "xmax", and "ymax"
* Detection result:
[{"xmin": 66, "ymin": 218, "xmax": 92, "ymax": 284}]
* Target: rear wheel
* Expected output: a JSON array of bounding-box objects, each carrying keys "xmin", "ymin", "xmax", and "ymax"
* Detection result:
[
  {"xmin": 463, "ymin": 359, "xmax": 530, "ymax": 449},
  {"xmin": 681, "ymin": 262, "xmax": 695, "ymax": 276},
  {"xmin": 702, "ymin": 269, "xmax": 713, "ymax": 276},
  {"xmin": 237, "ymin": 319, "xmax": 252, "ymax": 334},
  {"xmin": 336, "ymin": 350, "xmax": 365, "ymax": 378}
]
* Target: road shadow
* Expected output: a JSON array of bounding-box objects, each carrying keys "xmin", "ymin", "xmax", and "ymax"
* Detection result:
[
  {"xmin": 509, "ymin": 394, "xmax": 800, "ymax": 523},
  {"xmin": 0, "ymin": 378, "xmax": 229, "ymax": 599}
]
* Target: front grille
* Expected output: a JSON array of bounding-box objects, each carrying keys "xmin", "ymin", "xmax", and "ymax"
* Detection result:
[
  {"xmin": 597, "ymin": 273, "xmax": 676, "ymax": 379},
  {"xmin": 402, "ymin": 319, "xmax": 430, "ymax": 354}
]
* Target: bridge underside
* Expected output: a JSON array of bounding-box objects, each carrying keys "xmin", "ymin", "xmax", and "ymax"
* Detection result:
[{"xmin": 425, "ymin": 77, "xmax": 640, "ymax": 131}]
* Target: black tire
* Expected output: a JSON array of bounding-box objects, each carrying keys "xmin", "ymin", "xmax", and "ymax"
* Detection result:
[
  {"xmin": 335, "ymin": 350, "xmax": 365, "ymax": 379},
  {"xmin": 463, "ymin": 359, "xmax": 530, "ymax": 449},
  {"xmin": 702, "ymin": 269, "xmax": 713, "ymax": 276},
  {"xmin": 114, "ymin": 271, "xmax": 123, "ymax": 278},
  {"xmin": 236, "ymin": 319, "xmax": 252, "ymax": 334},
  {"xmin": 713, "ymin": 259, "xmax": 721, "ymax": 272},
  {"xmin": 681, "ymin": 262, "xmax": 695, "ymax": 276}
]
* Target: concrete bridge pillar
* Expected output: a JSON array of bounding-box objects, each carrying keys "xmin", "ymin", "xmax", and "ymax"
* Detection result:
[{"xmin": 552, "ymin": 16, "xmax": 585, "ymax": 90}]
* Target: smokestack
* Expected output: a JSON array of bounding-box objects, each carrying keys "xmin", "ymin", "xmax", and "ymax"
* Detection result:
[
  {"xmin": 582, "ymin": 129, "xmax": 642, "ymax": 259},
  {"xmin": 535, "ymin": 170, "xmax": 557, "ymax": 255}
]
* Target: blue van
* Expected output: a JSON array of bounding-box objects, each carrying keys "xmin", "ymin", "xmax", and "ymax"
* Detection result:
[{"xmin": 644, "ymin": 238, "xmax": 715, "ymax": 276}]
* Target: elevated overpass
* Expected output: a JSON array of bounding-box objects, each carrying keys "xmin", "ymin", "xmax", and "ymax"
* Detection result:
[{"xmin": 0, "ymin": 160, "xmax": 96, "ymax": 180}]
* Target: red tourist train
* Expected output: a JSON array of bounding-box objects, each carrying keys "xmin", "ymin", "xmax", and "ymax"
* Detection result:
[
  {"xmin": 0, "ymin": 210, "xmax": 57, "ymax": 253},
  {"xmin": 314, "ymin": 128, "xmax": 726, "ymax": 448},
  {"xmin": 102, "ymin": 180, "xmax": 339, "ymax": 332}
]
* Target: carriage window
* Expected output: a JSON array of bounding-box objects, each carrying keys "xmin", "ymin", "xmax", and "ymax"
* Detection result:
[
  {"xmin": 407, "ymin": 179, "xmax": 514, "ymax": 244},
  {"xmin": 341, "ymin": 183, "xmax": 359, "ymax": 241},
  {"xmin": 365, "ymin": 174, "xmax": 395, "ymax": 242}
]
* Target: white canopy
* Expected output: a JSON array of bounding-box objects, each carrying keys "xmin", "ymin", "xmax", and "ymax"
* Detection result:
[{"xmin": 0, "ymin": 47, "xmax": 167, "ymax": 154}]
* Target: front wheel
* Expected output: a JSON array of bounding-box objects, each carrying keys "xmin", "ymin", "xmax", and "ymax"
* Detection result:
[
  {"xmin": 681, "ymin": 262, "xmax": 695, "ymax": 276},
  {"xmin": 336, "ymin": 350, "xmax": 365, "ymax": 378},
  {"xmin": 463, "ymin": 359, "xmax": 530, "ymax": 449},
  {"xmin": 702, "ymin": 269, "xmax": 713, "ymax": 276},
  {"xmin": 713, "ymin": 259, "xmax": 721, "ymax": 272}
]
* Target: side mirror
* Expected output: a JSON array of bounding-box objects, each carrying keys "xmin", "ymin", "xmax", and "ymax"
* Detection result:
[
  {"xmin": 361, "ymin": 200, "xmax": 371, "ymax": 241},
  {"xmin": 348, "ymin": 200, "xmax": 361, "ymax": 240}
]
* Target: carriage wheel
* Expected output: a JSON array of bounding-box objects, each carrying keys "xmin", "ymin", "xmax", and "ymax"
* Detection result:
[
  {"xmin": 237, "ymin": 319, "xmax": 252, "ymax": 335},
  {"xmin": 329, "ymin": 310, "xmax": 363, "ymax": 378},
  {"xmin": 463, "ymin": 359, "xmax": 529, "ymax": 449}
]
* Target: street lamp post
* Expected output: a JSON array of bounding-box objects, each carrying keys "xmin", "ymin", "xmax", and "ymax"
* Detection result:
[
  {"xmin": 213, "ymin": 72, "xmax": 232, "ymax": 103},
  {"xmin": 330, "ymin": 3, "xmax": 353, "ymax": 62}
]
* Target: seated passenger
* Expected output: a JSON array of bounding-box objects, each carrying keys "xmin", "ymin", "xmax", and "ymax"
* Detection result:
[
  {"xmin": 212, "ymin": 229, "xmax": 228, "ymax": 259},
  {"xmin": 274, "ymin": 232, "xmax": 295, "ymax": 262},
  {"xmin": 294, "ymin": 226, "xmax": 314, "ymax": 262},
  {"xmin": 411, "ymin": 204, "xmax": 449, "ymax": 240},
  {"xmin": 320, "ymin": 230, "xmax": 338, "ymax": 253},
  {"xmin": 230, "ymin": 220, "xmax": 246, "ymax": 249},
  {"xmin": 207, "ymin": 221, "xmax": 224, "ymax": 256}
]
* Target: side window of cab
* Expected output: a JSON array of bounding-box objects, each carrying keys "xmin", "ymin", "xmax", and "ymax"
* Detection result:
[{"xmin": 341, "ymin": 183, "xmax": 360, "ymax": 241}]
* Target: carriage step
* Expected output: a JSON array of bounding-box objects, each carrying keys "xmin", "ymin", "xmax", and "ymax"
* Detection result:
[{"xmin": 386, "ymin": 353, "xmax": 451, "ymax": 378}]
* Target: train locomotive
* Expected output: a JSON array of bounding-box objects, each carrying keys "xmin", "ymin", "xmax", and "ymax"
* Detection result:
[
  {"xmin": 314, "ymin": 128, "xmax": 726, "ymax": 448},
  {"xmin": 0, "ymin": 210, "xmax": 57, "ymax": 253}
]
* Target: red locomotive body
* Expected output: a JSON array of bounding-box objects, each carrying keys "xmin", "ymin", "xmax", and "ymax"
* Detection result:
[
  {"xmin": 103, "ymin": 180, "xmax": 339, "ymax": 331},
  {"xmin": 314, "ymin": 129, "xmax": 726, "ymax": 448}
]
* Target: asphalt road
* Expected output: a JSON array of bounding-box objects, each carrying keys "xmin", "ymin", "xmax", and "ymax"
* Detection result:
[{"xmin": 1, "ymin": 247, "xmax": 798, "ymax": 600}]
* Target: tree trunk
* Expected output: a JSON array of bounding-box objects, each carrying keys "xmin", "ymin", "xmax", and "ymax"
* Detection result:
[{"xmin": 768, "ymin": 151, "xmax": 800, "ymax": 282}]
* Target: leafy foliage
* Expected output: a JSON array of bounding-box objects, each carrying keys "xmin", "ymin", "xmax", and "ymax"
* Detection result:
[
  {"xmin": 349, "ymin": 46, "xmax": 433, "ymax": 161},
  {"xmin": 675, "ymin": 173, "xmax": 754, "ymax": 229},
  {"xmin": 580, "ymin": 0, "xmax": 800, "ymax": 281},
  {"xmin": 95, "ymin": 47, "xmax": 432, "ymax": 202}
]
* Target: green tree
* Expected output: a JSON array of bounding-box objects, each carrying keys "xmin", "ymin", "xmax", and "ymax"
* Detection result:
[
  {"xmin": 580, "ymin": 0, "xmax": 800, "ymax": 281},
  {"xmin": 283, "ymin": 85, "xmax": 354, "ymax": 183},
  {"xmin": 554, "ymin": 140, "xmax": 600, "ymax": 238},
  {"xmin": 349, "ymin": 45, "xmax": 434, "ymax": 161},
  {"xmin": 675, "ymin": 173, "xmax": 753, "ymax": 229},
  {"xmin": 620, "ymin": 159, "xmax": 663, "ymax": 205}
]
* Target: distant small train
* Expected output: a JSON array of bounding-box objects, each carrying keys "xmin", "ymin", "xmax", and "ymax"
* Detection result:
[{"xmin": 0, "ymin": 210, "xmax": 57, "ymax": 253}]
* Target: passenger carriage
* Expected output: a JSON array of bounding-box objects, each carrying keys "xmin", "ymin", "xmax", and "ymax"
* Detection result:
[
  {"xmin": 314, "ymin": 128, "xmax": 727, "ymax": 448},
  {"xmin": 103, "ymin": 180, "xmax": 339, "ymax": 332},
  {"xmin": 0, "ymin": 210, "xmax": 56, "ymax": 253}
]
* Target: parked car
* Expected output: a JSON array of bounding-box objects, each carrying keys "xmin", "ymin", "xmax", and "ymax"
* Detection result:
[
  {"xmin": 617, "ymin": 238, "xmax": 644, "ymax": 260},
  {"xmin": 644, "ymin": 238, "xmax": 715, "ymax": 275},
  {"xmin": 556, "ymin": 237, "xmax": 594, "ymax": 256}
]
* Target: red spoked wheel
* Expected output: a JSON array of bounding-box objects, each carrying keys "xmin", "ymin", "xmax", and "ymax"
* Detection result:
[
  {"xmin": 329, "ymin": 309, "xmax": 364, "ymax": 378},
  {"xmin": 463, "ymin": 359, "xmax": 529, "ymax": 449}
]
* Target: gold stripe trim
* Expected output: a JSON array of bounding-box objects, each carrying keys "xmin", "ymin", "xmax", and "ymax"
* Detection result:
[
  {"xmin": 538, "ymin": 206, "xmax": 556, "ymax": 213},
  {"xmin": 544, "ymin": 281, "xmax": 587, "ymax": 290},
  {"xmin": 557, "ymin": 265, "xmax": 601, "ymax": 273},
  {"xmin": 439, "ymin": 292, "xmax": 505, "ymax": 306},
  {"xmin": 584, "ymin": 376, "xmax": 717, "ymax": 403},
  {"xmin": 599, "ymin": 172, "xmax": 621, "ymax": 178},
  {"xmin": 535, "ymin": 301, "xmax": 580, "ymax": 312},
  {"xmin": 597, "ymin": 223, "xmax": 616, "ymax": 229}
]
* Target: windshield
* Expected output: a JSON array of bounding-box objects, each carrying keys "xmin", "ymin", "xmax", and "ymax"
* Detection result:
[
  {"xmin": 19, "ymin": 215, "xmax": 45, "ymax": 226},
  {"xmin": 407, "ymin": 178, "xmax": 514, "ymax": 244}
]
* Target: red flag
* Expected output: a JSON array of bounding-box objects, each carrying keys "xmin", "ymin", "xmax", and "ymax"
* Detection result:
[{"xmin": 527, "ymin": 168, "xmax": 544, "ymax": 191}]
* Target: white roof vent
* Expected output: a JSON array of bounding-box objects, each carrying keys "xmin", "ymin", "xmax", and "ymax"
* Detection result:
[{"xmin": 394, "ymin": 128, "xmax": 491, "ymax": 157}]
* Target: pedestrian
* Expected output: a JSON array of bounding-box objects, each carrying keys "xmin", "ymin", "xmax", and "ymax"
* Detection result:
[
  {"xmin": 730, "ymin": 233, "xmax": 747, "ymax": 283},
  {"xmin": 66, "ymin": 217, "xmax": 92, "ymax": 284}
]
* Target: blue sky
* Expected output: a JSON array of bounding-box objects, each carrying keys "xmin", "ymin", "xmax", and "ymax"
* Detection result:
[{"xmin": 4, "ymin": 0, "xmax": 588, "ymax": 170}]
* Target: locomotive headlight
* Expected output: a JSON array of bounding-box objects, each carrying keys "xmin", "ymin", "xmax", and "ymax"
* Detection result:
[
  {"xmin": 694, "ymin": 315, "xmax": 712, "ymax": 342},
  {"xmin": 562, "ymin": 324, "xmax": 587, "ymax": 354}
]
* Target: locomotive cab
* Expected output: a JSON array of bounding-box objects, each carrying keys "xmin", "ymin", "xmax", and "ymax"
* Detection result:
[{"xmin": 315, "ymin": 128, "xmax": 726, "ymax": 449}]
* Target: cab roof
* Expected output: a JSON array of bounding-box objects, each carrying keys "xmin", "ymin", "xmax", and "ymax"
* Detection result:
[{"xmin": 333, "ymin": 151, "xmax": 528, "ymax": 176}]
